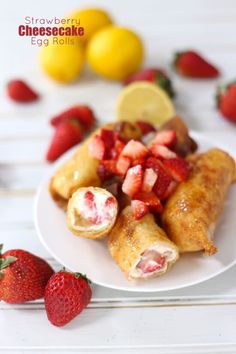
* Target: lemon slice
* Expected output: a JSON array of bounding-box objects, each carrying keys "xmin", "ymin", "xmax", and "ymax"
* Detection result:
[{"xmin": 116, "ymin": 82, "xmax": 175, "ymax": 125}]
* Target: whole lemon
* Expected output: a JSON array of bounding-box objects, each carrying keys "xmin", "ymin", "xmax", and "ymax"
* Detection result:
[
  {"xmin": 39, "ymin": 37, "xmax": 84, "ymax": 83},
  {"xmin": 66, "ymin": 8, "xmax": 113, "ymax": 44},
  {"xmin": 86, "ymin": 26, "xmax": 144, "ymax": 80}
]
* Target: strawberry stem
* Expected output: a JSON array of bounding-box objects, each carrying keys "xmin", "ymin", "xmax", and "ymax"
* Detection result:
[{"xmin": 59, "ymin": 268, "xmax": 91, "ymax": 284}]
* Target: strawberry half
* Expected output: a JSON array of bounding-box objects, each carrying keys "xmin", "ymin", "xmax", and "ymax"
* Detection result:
[
  {"xmin": 122, "ymin": 165, "xmax": 143, "ymax": 197},
  {"xmin": 131, "ymin": 200, "xmax": 149, "ymax": 220},
  {"xmin": 174, "ymin": 50, "xmax": 220, "ymax": 78},
  {"xmin": 152, "ymin": 130, "xmax": 177, "ymax": 148},
  {"xmin": 133, "ymin": 191, "xmax": 163, "ymax": 213},
  {"xmin": 123, "ymin": 68, "xmax": 175, "ymax": 98},
  {"xmin": 50, "ymin": 105, "xmax": 96, "ymax": 130},
  {"xmin": 216, "ymin": 81, "xmax": 236, "ymax": 123},
  {"xmin": 121, "ymin": 140, "xmax": 149, "ymax": 161},
  {"xmin": 46, "ymin": 120, "xmax": 82, "ymax": 162},
  {"xmin": 7, "ymin": 80, "xmax": 39, "ymax": 103},
  {"xmin": 163, "ymin": 157, "xmax": 191, "ymax": 182}
]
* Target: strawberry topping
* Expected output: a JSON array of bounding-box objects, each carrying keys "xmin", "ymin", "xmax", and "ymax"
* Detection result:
[
  {"xmin": 163, "ymin": 157, "xmax": 191, "ymax": 182},
  {"xmin": 131, "ymin": 200, "xmax": 149, "ymax": 220},
  {"xmin": 150, "ymin": 144, "xmax": 177, "ymax": 159},
  {"xmin": 152, "ymin": 130, "xmax": 177, "ymax": 148},
  {"xmin": 122, "ymin": 165, "xmax": 143, "ymax": 197},
  {"xmin": 121, "ymin": 140, "xmax": 149, "ymax": 161},
  {"xmin": 89, "ymin": 135, "xmax": 106, "ymax": 160},
  {"xmin": 142, "ymin": 168, "xmax": 157, "ymax": 193}
]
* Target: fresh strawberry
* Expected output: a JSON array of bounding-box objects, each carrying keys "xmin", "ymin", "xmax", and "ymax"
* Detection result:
[
  {"xmin": 152, "ymin": 130, "xmax": 177, "ymax": 148},
  {"xmin": 163, "ymin": 157, "xmax": 190, "ymax": 182},
  {"xmin": 122, "ymin": 165, "xmax": 143, "ymax": 197},
  {"xmin": 131, "ymin": 157, "xmax": 147, "ymax": 169},
  {"xmin": 100, "ymin": 129, "xmax": 116, "ymax": 149},
  {"xmin": 116, "ymin": 155, "xmax": 131, "ymax": 176},
  {"xmin": 164, "ymin": 180, "xmax": 178, "ymax": 198},
  {"xmin": 50, "ymin": 105, "xmax": 96, "ymax": 130},
  {"xmin": 136, "ymin": 121, "xmax": 156, "ymax": 135},
  {"xmin": 133, "ymin": 191, "xmax": 163, "ymax": 213},
  {"xmin": 131, "ymin": 200, "xmax": 149, "ymax": 220},
  {"xmin": 89, "ymin": 135, "xmax": 106, "ymax": 161},
  {"xmin": 146, "ymin": 157, "xmax": 174, "ymax": 200},
  {"xmin": 173, "ymin": 50, "xmax": 219, "ymax": 78},
  {"xmin": 124, "ymin": 68, "xmax": 175, "ymax": 98},
  {"xmin": 97, "ymin": 160, "xmax": 117, "ymax": 181},
  {"xmin": 216, "ymin": 81, "xmax": 236, "ymax": 123},
  {"xmin": 150, "ymin": 144, "xmax": 177, "ymax": 159},
  {"xmin": 0, "ymin": 244, "xmax": 54, "ymax": 304},
  {"xmin": 142, "ymin": 168, "xmax": 157, "ymax": 193},
  {"xmin": 46, "ymin": 120, "xmax": 82, "ymax": 162},
  {"xmin": 45, "ymin": 271, "xmax": 92, "ymax": 327},
  {"xmin": 121, "ymin": 140, "xmax": 148, "ymax": 161},
  {"xmin": 7, "ymin": 80, "xmax": 39, "ymax": 103}
]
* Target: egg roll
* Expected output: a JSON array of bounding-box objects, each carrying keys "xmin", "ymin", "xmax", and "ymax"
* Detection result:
[
  {"xmin": 67, "ymin": 187, "xmax": 118, "ymax": 239},
  {"xmin": 108, "ymin": 206, "xmax": 179, "ymax": 280},
  {"xmin": 162, "ymin": 148, "xmax": 236, "ymax": 256}
]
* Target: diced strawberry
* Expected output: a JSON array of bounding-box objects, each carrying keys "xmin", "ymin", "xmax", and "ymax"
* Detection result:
[
  {"xmin": 152, "ymin": 130, "xmax": 177, "ymax": 148},
  {"xmin": 102, "ymin": 160, "xmax": 117, "ymax": 174},
  {"xmin": 142, "ymin": 168, "xmax": 157, "ymax": 193},
  {"xmin": 121, "ymin": 140, "xmax": 148, "ymax": 161},
  {"xmin": 131, "ymin": 157, "xmax": 147, "ymax": 168},
  {"xmin": 122, "ymin": 165, "xmax": 143, "ymax": 197},
  {"xmin": 163, "ymin": 157, "xmax": 191, "ymax": 182},
  {"xmin": 105, "ymin": 196, "xmax": 115, "ymax": 207},
  {"xmin": 89, "ymin": 135, "xmax": 105, "ymax": 160},
  {"xmin": 114, "ymin": 139, "xmax": 126, "ymax": 155},
  {"xmin": 146, "ymin": 157, "xmax": 174, "ymax": 200},
  {"xmin": 131, "ymin": 200, "xmax": 149, "ymax": 220},
  {"xmin": 164, "ymin": 180, "xmax": 178, "ymax": 198},
  {"xmin": 116, "ymin": 155, "xmax": 131, "ymax": 176},
  {"xmin": 138, "ymin": 253, "xmax": 166, "ymax": 273},
  {"xmin": 133, "ymin": 191, "xmax": 163, "ymax": 213},
  {"xmin": 136, "ymin": 121, "xmax": 156, "ymax": 135},
  {"xmin": 97, "ymin": 160, "xmax": 117, "ymax": 181},
  {"xmin": 100, "ymin": 129, "xmax": 116, "ymax": 149},
  {"xmin": 150, "ymin": 144, "xmax": 177, "ymax": 159}
]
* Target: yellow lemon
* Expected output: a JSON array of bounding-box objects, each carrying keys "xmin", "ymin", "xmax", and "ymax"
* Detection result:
[
  {"xmin": 39, "ymin": 37, "xmax": 84, "ymax": 83},
  {"xmin": 86, "ymin": 26, "xmax": 144, "ymax": 80},
  {"xmin": 116, "ymin": 82, "xmax": 175, "ymax": 125},
  {"xmin": 66, "ymin": 8, "xmax": 113, "ymax": 44}
]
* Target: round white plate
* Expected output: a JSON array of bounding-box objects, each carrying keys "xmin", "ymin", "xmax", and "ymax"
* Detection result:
[{"xmin": 34, "ymin": 132, "xmax": 236, "ymax": 292}]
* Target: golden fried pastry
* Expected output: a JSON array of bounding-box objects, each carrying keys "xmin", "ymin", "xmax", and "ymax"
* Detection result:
[
  {"xmin": 108, "ymin": 206, "xmax": 179, "ymax": 280},
  {"xmin": 162, "ymin": 148, "xmax": 236, "ymax": 255},
  {"xmin": 67, "ymin": 187, "xmax": 118, "ymax": 239}
]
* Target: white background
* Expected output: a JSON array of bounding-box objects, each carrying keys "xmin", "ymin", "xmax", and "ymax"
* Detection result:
[{"xmin": 0, "ymin": 0, "xmax": 236, "ymax": 353}]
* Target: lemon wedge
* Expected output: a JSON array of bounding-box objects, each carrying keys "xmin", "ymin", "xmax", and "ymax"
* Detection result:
[{"xmin": 116, "ymin": 82, "xmax": 175, "ymax": 125}]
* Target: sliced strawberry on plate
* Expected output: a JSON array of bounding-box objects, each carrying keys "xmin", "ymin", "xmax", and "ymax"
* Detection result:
[
  {"xmin": 142, "ymin": 168, "xmax": 158, "ymax": 193},
  {"xmin": 163, "ymin": 157, "xmax": 191, "ymax": 182},
  {"xmin": 116, "ymin": 155, "xmax": 131, "ymax": 176},
  {"xmin": 152, "ymin": 130, "xmax": 177, "ymax": 148},
  {"xmin": 121, "ymin": 140, "xmax": 149, "ymax": 161},
  {"xmin": 131, "ymin": 200, "xmax": 149, "ymax": 220},
  {"xmin": 46, "ymin": 120, "xmax": 82, "ymax": 162},
  {"xmin": 89, "ymin": 135, "xmax": 106, "ymax": 160},
  {"xmin": 136, "ymin": 121, "xmax": 156, "ymax": 135},
  {"xmin": 133, "ymin": 191, "xmax": 163, "ymax": 213},
  {"xmin": 122, "ymin": 165, "xmax": 143, "ymax": 197},
  {"xmin": 150, "ymin": 144, "xmax": 177, "ymax": 159}
]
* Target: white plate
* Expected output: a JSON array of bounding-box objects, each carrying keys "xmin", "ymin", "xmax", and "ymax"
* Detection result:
[{"xmin": 34, "ymin": 132, "xmax": 236, "ymax": 292}]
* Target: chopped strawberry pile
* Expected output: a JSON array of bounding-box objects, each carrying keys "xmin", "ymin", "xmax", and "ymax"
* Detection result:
[{"xmin": 89, "ymin": 126, "xmax": 191, "ymax": 220}]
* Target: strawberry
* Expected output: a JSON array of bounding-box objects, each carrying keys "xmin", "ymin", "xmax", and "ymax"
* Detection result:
[
  {"xmin": 100, "ymin": 129, "xmax": 116, "ymax": 149},
  {"xmin": 150, "ymin": 144, "xmax": 177, "ymax": 159},
  {"xmin": 216, "ymin": 81, "xmax": 236, "ymax": 123},
  {"xmin": 7, "ymin": 80, "xmax": 39, "ymax": 103},
  {"xmin": 122, "ymin": 165, "xmax": 143, "ymax": 197},
  {"xmin": 133, "ymin": 191, "xmax": 163, "ymax": 213},
  {"xmin": 124, "ymin": 68, "xmax": 175, "ymax": 98},
  {"xmin": 50, "ymin": 105, "xmax": 96, "ymax": 130},
  {"xmin": 97, "ymin": 160, "xmax": 117, "ymax": 181},
  {"xmin": 89, "ymin": 135, "xmax": 106, "ymax": 161},
  {"xmin": 131, "ymin": 200, "xmax": 149, "ymax": 220},
  {"xmin": 116, "ymin": 155, "xmax": 131, "ymax": 176},
  {"xmin": 146, "ymin": 157, "xmax": 174, "ymax": 200},
  {"xmin": 136, "ymin": 121, "xmax": 156, "ymax": 135},
  {"xmin": 174, "ymin": 50, "xmax": 219, "ymax": 78},
  {"xmin": 152, "ymin": 130, "xmax": 177, "ymax": 148},
  {"xmin": 163, "ymin": 157, "xmax": 190, "ymax": 182},
  {"xmin": 121, "ymin": 140, "xmax": 149, "ymax": 161},
  {"xmin": 142, "ymin": 168, "xmax": 157, "ymax": 193},
  {"xmin": 45, "ymin": 271, "xmax": 92, "ymax": 327},
  {"xmin": 0, "ymin": 244, "xmax": 54, "ymax": 304},
  {"xmin": 138, "ymin": 252, "xmax": 166, "ymax": 273},
  {"xmin": 46, "ymin": 120, "xmax": 82, "ymax": 162}
]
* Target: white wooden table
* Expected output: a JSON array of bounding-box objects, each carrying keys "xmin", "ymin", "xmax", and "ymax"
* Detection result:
[{"xmin": 1, "ymin": 0, "xmax": 236, "ymax": 352}]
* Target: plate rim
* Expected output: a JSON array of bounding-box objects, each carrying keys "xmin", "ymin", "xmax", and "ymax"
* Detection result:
[{"xmin": 34, "ymin": 131, "xmax": 236, "ymax": 292}]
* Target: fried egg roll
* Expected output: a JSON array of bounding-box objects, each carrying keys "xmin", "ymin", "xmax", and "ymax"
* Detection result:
[
  {"xmin": 162, "ymin": 148, "xmax": 236, "ymax": 256},
  {"xmin": 108, "ymin": 206, "xmax": 179, "ymax": 280},
  {"xmin": 67, "ymin": 187, "xmax": 118, "ymax": 239}
]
